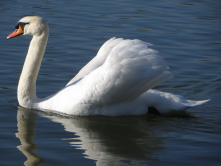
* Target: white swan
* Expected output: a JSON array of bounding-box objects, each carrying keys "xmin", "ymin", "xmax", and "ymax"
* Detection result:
[{"xmin": 7, "ymin": 16, "xmax": 209, "ymax": 116}]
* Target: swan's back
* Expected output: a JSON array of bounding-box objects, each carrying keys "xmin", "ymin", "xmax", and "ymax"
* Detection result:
[{"xmin": 67, "ymin": 37, "xmax": 172, "ymax": 88}]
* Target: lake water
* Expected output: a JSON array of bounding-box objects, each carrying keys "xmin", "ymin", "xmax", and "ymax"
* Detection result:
[{"xmin": 0, "ymin": 0, "xmax": 221, "ymax": 165}]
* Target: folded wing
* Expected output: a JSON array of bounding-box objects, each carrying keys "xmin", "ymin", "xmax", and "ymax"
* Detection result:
[{"xmin": 76, "ymin": 38, "xmax": 173, "ymax": 105}]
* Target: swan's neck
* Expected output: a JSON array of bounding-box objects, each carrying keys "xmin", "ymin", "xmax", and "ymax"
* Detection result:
[{"xmin": 18, "ymin": 32, "xmax": 48, "ymax": 107}]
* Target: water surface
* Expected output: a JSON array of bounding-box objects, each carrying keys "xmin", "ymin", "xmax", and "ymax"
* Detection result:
[{"xmin": 0, "ymin": 0, "xmax": 221, "ymax": 165}]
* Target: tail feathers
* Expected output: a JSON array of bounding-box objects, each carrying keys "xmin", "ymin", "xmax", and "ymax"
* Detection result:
[
  {"xmin": 185, "ymin": 99, "xmax": 210, "ymax": 107},
  {"xmin": 143, "ymin": 89, "xmax": 210, "ymax": 114}
]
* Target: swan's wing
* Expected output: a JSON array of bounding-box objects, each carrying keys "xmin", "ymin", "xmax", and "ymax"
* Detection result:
[
  {"xmin": 75, "ymin": 38, "xmax": 173, "ymax": 105},
  {"xmin": 66, "ymin": 37, "xmax": 124, "ymax": 86}
]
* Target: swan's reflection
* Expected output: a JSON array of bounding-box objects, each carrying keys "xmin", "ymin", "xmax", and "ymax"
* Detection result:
[
  {"xmin": 16, "ymin": 107, "xmax": 45, "ymax": 166},
  {"xmin": 16, "ymin": 107, "xmax": 165, "ymax": 165}
]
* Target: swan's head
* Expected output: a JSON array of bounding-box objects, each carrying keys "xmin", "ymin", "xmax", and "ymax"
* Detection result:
[{"xmin": 7, "ymin": 16, "xmax": 48, "ymax": 39}]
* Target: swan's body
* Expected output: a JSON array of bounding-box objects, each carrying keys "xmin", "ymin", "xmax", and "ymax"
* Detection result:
[{"xmin": 7, "ymin": 16, "xmax": 209, "ymax": 116}]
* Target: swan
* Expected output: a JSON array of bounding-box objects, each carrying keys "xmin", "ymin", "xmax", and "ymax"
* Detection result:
[{"xmin": 7, "ymin": 16, "xmax": 209, "ymax": 116}]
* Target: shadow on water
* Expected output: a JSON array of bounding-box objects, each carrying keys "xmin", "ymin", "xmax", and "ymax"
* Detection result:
[{"xmin": 16, "ymin": 106, "xmax": 167, "ymax": 166}]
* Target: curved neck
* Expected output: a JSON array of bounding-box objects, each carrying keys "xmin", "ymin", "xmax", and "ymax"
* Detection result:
[{"xmin": 18, "ymin": 31, "xmax": 48, "ymax": 108}]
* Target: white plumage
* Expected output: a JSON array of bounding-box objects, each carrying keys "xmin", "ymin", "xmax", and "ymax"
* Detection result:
[{"xmin": 7, "ymin": 16, "xmax": 209, "ymax": 116}]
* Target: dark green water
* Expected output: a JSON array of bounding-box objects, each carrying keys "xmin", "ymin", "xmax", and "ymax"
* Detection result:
[{"xmin": 0, "ymin": 0, "xmax": 220, "ymax": 165}]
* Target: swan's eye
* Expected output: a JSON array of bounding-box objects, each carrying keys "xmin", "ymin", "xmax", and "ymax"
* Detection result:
[{"xmin": 15, "ymin": 22, "xmax": 29, "ymax": 30}]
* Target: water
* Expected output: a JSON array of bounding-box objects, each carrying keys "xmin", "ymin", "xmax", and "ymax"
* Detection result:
[{"xmin": 0, "ymin": 0, "xmax": 221, "ymax": 165}]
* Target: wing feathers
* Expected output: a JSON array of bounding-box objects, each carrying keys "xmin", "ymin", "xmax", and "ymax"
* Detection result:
[{"xmin": 78, "ymin": 38, "xmax": 173, "ymax": 105}]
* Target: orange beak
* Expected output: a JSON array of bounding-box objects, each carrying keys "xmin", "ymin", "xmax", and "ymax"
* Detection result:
[{"xmin": 7, "ymin": 25, "xmax": 24, "ymax": 39}]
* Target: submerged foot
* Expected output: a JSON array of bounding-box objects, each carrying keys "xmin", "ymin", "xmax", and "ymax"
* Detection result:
[{"xmin": 148, "ymin": 107, "xmax": 161, "ymax": 116}]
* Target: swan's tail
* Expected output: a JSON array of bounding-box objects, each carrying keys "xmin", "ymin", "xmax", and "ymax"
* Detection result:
[
  {"xmin": 186, "ymin": 99, "xmax": 210, "ymax": 107},
  {"xmin": 142, "ymin": 89, "xmax": 210, "ymax": 114}
]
